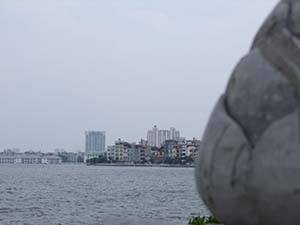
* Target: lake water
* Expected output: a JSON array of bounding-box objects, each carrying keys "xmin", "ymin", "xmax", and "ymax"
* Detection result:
[{"xmin": 0, "ymin": 164, "xmax": 209, "ymax": 225}]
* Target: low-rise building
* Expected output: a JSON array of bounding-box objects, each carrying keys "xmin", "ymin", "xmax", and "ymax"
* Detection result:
[
  {"xmin": 0, "ymin": 152, "xmax": 62, "ymax": 164},
  {"xmin": 107, "ymin": 139, "xmax": 147, "ymax": 163},
  {"xmin": 0, "ymin": 156, "xmax": 15, "ymax": 164},
  {"xmin": 57, "ymin": 151, "xmax": 84, "ymax": 163},
  {"xmin": 42, "ymin": 155, "xmax": 62, "ymax": 164},
  {"xmin": 128, "ymin": 144, "xmax": 146, "ymax": 163},
  {"xmin": 152, "ymin": 148, "xmax": 165, "ymax": 163},
  {"xmin": 107, "ymin": 139, "xmax": 130, "ymax": 162},
  {"xmin": 163, "ymin": 140, "xmax": 178, "ymax": 159}
]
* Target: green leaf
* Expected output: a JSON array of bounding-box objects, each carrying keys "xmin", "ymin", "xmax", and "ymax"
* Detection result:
[{"xmin": 188, "ymin": 216, "xmax": 222, "ymax": 225}]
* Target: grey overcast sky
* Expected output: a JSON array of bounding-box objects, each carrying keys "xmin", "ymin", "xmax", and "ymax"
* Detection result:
[{"xmin": 0, "ymin": 0, "xmax": 278, "ymax": 152}]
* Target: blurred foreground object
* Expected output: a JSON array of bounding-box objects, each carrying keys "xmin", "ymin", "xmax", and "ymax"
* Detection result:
[{"xmin": 196, "ymin": 1, "xmax": 300, "ymax": 225}]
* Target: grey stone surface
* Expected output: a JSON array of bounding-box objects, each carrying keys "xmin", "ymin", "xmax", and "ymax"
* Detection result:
[
  {"xmin": 251, "ymin": 1, "xmax": 289, "ymax": 49},
  {"xmin": 287, "ymin": 0, "xmax": 300, "ymax": 36},
  {"xmin": 226, "ymin": 48, "xmax": 297, "ymax": 144},
  {"xmin": 196, "ymin": 96, "xmax": 254, "ymax": 225},
  {"xmin": 196, "ymin": 1, "xmax": 300, "ymax": 225}
]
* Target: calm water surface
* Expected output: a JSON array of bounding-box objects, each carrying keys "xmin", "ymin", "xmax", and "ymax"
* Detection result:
[{"xmin": 0, "ymin": 164, "xmax": 209, "ymax": 225}]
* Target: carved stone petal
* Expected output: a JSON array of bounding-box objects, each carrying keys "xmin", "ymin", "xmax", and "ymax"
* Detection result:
[
  {"xmin": 226, "ymin": 48, "xmax": 298, "ymax": 145},
  {"xmin": 196, "ymin": 96, "xmax": 255, "ymax": 225},
  {"xmin": 248, "ymin": 109, "xmax": 300, "ymax": 225},
  {"xmin": 252, "ymin": 1, "xmax": 289, "ymax": 49},
  {"xmin": 288, "ymin": 0, "xmax": 300, "ymax": 36}
]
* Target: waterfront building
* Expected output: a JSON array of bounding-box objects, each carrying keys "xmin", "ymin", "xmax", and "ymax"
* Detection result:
[
  {"xmin": 0, "ymin": 152, "xmax": 62, "ymax": 164},
  {"xmin": 186, "ymin": 146, "xmax": 197, "ymax": 157},
  {"xmin": 178, "ymin": 141, "xmax": 188, "ymax": 159},
  {"xmin": 163, "ymin": 140, "xmax": 178, "ymax": 159},
  {"xmin": 57, "ymin": 151, "xmax": 83, "ymax": 163},
  {"xmin": 107, "ymin": 140, "xmax": 146, "ymax": 163},
  {"xmin": 85, "ymin": 131, "xmax": 106, "ymax": 161},
  {"xmin": 0, "ymin": 156, "xmax": 15, "ymax": 164},
  {"xmin": 152, "ymin": 148, "xmax": 165, "ymax": 163},
  {"xmin": 107, "ymin": 139, "xmax": 130, "ymax": 162},
  {"xmin": 106, "ymin": 146, "xmax": 115, "ymax": 161},
  {"xmin": 42, "ymin": 155, "xmax": 62, "ymax": 164},
  {"xmin": 188, "ymin": 138, "xmax": 201, "ymax": 160},
  {"xmin": 144, "ymin": 145, "xmax": 153, "ymax": 162},
  {"xmin": 128, "ymin": 144, "xmax": 146, "ymax": 163},
  {"xmin": 188, "ymin": 137, "xmax": 202, "ymax": 148},
  {"xmin": 20, "ymin": 155, "xmax": 42, "ymax": 164}
]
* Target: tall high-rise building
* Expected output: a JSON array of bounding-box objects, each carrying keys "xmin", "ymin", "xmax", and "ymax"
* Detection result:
[
  {"xmin": 147, "ymin": 126, "xmax": 181, "ymax": 147},
  {"xmin": 158, "ymin": 130, "xmax": 170, "ymax": 147},
  {"xmin": 174, "ymin": 130, "xmax": 180, "ymax": 141},
  {"xmin": 170, "ymin": 127, "xmax": 180, "ymax": 141},
  {"xmin": 147, "ymin": 125, "xmax": 158, "ymax": 147},
  {"xmin": 169, "ymin": 127, "xmax": 176, "ymax": 140},
  {"xmin": 85, "ymin": 131, "xmax": 106, "ymax": 161},
  {"xmin": 153, "ymin": 125, "xmax": 158, "ymax": 146},
  {"xmin": 147, "ymin": 129, "xmax": 155, "ymax": 147}
]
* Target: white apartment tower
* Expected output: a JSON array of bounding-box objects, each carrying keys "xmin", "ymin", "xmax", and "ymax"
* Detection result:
[
  {"xmin": 147, "ymin": 126, "xmax": 181, "ymax": 147},
  {"xmin": 170, "ymin": 127, "xmax": 180, "ymax": 140},
  {"xmin": 147, "ymin": 125, "xmax": 158, "ymax": 147},
  {"xmin": 158, "ymin": 130, "xmax": 170, "ymax": 147},
  {"xmin": 147, "ymin": 130, "xmax": 155, "ymax": 147}
]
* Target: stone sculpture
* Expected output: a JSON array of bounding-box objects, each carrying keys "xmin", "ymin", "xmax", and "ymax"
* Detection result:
[{"xmin": 196, "ymin": 0, "xmax": 300, "ymax": 225}]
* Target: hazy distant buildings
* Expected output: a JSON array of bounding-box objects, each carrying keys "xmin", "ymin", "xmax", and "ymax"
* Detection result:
[
  {"xmin": 57, "ymin": 151, "xmax": 84, "ymax": 163},
  {"xmin": 107, "ymin": 139, "xmax": 146, "ymax": 163},
  {"xmin": 128, "ymin": 144, "xmax": 146, "ymax": 163},
  {"xmin": 147, "ymin": 130, "xmax": 154, "ymax": 146},
  {"xmin": 0, "ymin": 151, "xmax": 62, "ymax": 164},
  {"xmin": 158, "ymin": 130, "xmax": 170, "ymax": 147},
  {"xmin": 147, "ymin": 125, "xmax": 158, "ymax": 147},
  {"xmin": 169, "ymin": 127, "xmax": 180, "ymax": 141},
  {"xmin": 164, "ymin": 139, "xmax": 179, "ymax": 159},
  {"xmin": 107, "ymin": 139, "xmax": 130, "ymax": 162},
  {"xmin": 85, "ymin": 131, "xmax": 106, "ymax": 161},
  {"xmin": 147, "ymin": 126, "xmax": 181, "ymax": 147}
]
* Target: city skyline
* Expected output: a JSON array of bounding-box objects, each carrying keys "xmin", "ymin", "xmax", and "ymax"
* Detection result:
[
  {"xmin": 147, "ymin": 125, "xmax": 181, "ymax": 147},
  {"xmin": 1, "ymin": 125, "xmax": 193, "ymax": 152},
  {"xmin": 0, "ymin": 0, "xmax": 278, "ymax": 152}
]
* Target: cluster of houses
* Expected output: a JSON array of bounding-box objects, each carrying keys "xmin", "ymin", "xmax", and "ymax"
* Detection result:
[
  {"xmin": 56, "ymin": 150, "xmax": 85, "ymax": 163},
  {"xmin": 106, "ymin": 138, "xmax": 201, "ymax": 164},
  {"xmin": 0, "ymin": 136, "xmax": 201, "ymax": 165},
  {"xmin": 0, "ymin": 150, "xmax": 62, "ymax": 164}
]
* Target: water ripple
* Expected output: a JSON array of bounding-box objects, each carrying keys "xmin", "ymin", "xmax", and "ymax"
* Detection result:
[{"xmin": 0, "ymin": 165, "xmax": 209, "ymax": 225}]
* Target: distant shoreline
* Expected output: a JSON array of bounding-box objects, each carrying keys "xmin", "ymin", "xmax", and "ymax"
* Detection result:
[{"xmin": 87, "ymin": 163, "xmax": 195, "ymax": 168}]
